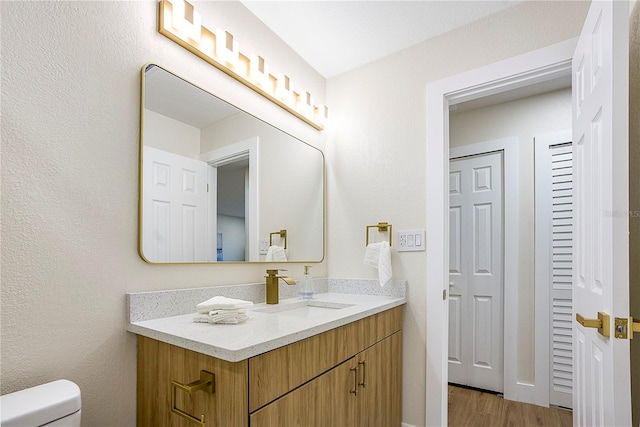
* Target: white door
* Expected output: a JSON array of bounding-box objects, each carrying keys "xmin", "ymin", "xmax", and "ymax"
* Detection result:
[
  {"xmin": 142, "ymin": 146, "xmax": 208, "ymax": 262},
  {"xmin": 535, "ymin": 136, "xmax": 574, "ymax": 409},
  {"xmin": 572, "ymin": 1, "xmax": 631, "ymax": 425},
  {"xmin": 449, "ymin": 151, "xmax": 504, "ymax": 393}
]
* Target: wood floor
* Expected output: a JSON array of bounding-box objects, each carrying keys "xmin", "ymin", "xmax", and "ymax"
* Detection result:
[{"xmin": 448, "ymin": 385, "xmax": 573, "ymax": 427}]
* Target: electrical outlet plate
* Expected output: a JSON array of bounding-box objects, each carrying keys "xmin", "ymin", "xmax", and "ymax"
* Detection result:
[
  {"xmin": 259, "ymin": 238, "xmax": 269, "ymax": 255},
  {"xmin": 397, "ymin": 230, "xmax": 426, "ymax": 252}
]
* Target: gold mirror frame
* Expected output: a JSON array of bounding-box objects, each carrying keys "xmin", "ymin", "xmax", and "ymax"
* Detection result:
[{"xmin": 138, "ymin": 64, "xmax": 325, "ymax": 264}]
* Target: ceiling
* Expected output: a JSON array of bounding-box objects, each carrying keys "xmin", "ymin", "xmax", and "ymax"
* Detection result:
[
  {"xmin": 145, "ymin": 64, "xmax": 240, "ymax": 128},
  {"xmin": 240, "ymin": 0, "xmax": 524, "ymax": 78}
]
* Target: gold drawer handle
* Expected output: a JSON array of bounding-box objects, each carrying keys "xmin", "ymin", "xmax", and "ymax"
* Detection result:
[
  {"xmin": 358, "ymin": 360, "xmax": 367, "ymax": 388},
  {"xmin": 576, "ymin": 312, "xmax": 610, "ymax": 338},
  {"xmin": 171, "ymin": 370, "xmax": 215, "ymax": 427},
  {"xmin": 350, "ymin": 366, "xmax": 358, "ymax": 396}
]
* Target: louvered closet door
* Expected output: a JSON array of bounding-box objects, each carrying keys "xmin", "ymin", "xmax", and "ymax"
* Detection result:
[{"xmin": 549, "ymin": 143, "xmax": 574, "ymax": 409}]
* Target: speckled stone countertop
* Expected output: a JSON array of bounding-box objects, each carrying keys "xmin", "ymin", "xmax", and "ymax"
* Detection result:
[{"xmin": 127, "ymin": 278, "xmax": 406, "ymax": 362}]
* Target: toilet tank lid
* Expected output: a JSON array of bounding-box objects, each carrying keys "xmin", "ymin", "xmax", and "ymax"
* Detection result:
[{"xmin": 0, "ymin": 379, "xmax": 81, "ymax": 427}]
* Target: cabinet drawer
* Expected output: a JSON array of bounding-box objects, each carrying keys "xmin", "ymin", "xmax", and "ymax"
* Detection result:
[
  {"xmin": 250, "ymin": 331, "xmax": 403, "ymax": 427},
  {"xmin": 249, "ymin": 305, "xmax": 403, "ymax": 412},
  {"xmin": 137, "ymin": 336, "xmax": 248, "ymax": 427}
]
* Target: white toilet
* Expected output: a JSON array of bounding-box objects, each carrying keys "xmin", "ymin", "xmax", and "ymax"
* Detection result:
[{"xmin": 0, "ymin": 379, "xmax": 81, "ymax": 426}]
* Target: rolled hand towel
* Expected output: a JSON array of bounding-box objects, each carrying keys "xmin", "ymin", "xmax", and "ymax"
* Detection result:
[{"xmin": 196, "ymin": 296, "xmax": 253, "ymax": 313}]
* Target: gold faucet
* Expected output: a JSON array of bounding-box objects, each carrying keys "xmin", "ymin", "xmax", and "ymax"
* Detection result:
[{"xmin": 265, "ymin": 269, "xmax": 296, "ymax": 304}]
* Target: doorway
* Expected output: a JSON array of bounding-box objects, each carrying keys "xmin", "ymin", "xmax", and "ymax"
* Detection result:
[
  {"xmin": 448, "ymin": 87, "xmax": 572, "ymax": 413},
  {"xmin": 426, "ymin": 39, "xmax": 577, "ymax": 426},
  {"xmin": 216, "ymin": 158, "xmax": 249, "ymax": 261},
  {"xmin": 200, "ymin": 136, "xmax": 259, "ymax": 262}
]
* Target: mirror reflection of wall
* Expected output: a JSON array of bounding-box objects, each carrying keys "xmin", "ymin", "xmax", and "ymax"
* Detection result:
[{"xmin": 139, "ymin": 64, "xmax": 324, "ymax": 263}]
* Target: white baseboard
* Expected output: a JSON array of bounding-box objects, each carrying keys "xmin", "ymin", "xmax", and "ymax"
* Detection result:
[
  {"xmin": 515, "ymin": 381, "xmax": 536, "ymax": 405},
  {"xmin": 402, "ymin": 423, "xmax": 419, "ymax": 427}
]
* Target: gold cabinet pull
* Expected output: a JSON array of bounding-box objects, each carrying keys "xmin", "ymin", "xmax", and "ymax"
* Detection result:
[
  {"xmin": 358, "ymin": 360, "xmax": 367, "ymax": 388},
  {"xmin": 171, "ymin": 370, "xmax": 215, "ymax": 427},
  {"xmin": 350, "ymin": 366, "xmax": 358, "ymax": 396},
  {"xmin": 576, "ymin": 312, "xmax": 610, "ymax": 338}
]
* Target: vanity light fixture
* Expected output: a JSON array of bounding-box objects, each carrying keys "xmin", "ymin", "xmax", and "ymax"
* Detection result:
[
  {"xmin": 249, "ymin": 54, "xmax": 269, "ymax": 89},
  {"xmin": 157, "ymin": 0, "xmax": 328, "ymax": 130},
  {"xmin": 171, "ymin": 0, "xmax": 201, "ymax": 42}
]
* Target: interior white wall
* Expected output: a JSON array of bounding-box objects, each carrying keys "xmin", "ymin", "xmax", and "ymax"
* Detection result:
[
  {"xmin": 325, "ymin": 2, "xmax": 588, "ymax": 425},
  {"xmin": 143, "ymin": 109, "xmax": 201, "ymax": 157},
  {"xmin": 217, "ymin": 215, "xmax": 246, "ymax": 262},
  {"xmin": 449, "ymin": 88, "xmax": 572, "ymax": 385},
  {"xmin": 1, "ymin": 2, "xmax": 325, "ymax": 426}
]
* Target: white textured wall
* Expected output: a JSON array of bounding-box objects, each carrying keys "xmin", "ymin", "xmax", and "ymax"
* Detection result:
[
  {"xmin": 325, "ymin": 2, "xmax": 588, "ymax": 425},
  {"xmin": 1, "ymin": 2, "xmax": 325, "ymax": 426},
  {"xmin": 450, "ymin": 88, "xmax": 572, "ymax": 384}
]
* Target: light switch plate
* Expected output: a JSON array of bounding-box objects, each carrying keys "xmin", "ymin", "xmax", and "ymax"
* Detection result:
[
  {"xmin": 397, "ymin": 230, "xmax": 426, "ymax": 252},
  {"xmin": 259, "ymin": 238, "xmax": 269, "ymax": 255}
]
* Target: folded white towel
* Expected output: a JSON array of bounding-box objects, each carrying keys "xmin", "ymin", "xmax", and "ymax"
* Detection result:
[
  {"xmin": 194, "ymin": 314, "xmax": 210, "ymax": 323},
  {"xmin": 364, "ymin": 241, "xmax": 392, "ymax": 287},
  {"xmin": 265, "ymin": 245, "xmax": 287, "ymax": 262},
  {"xmin": 193, "ymin": 311, "xmax": 249, "ymax": 325},
  {"xmin": 209, "ymin": 312, "xmax": 249, "ymax": 324},
  {"xmin": 196, "ymin": 296, "xmax": 253, "ymax": 314}
]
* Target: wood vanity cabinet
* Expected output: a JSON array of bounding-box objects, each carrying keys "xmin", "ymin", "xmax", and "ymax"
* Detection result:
[
  {"xmin": 137, "ymin": 336, "xmax": 249, "ymax": 427},
  {"xmin": 136, "ymin": 305, "xmax": 403, "ymax": 427},
  {"xmin": 249, "ymin": 331, "xmax": 402, "ymax": 426}
]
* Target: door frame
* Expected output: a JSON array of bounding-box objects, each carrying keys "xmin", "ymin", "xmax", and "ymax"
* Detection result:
[
  {"xmin": 425, "ymin": 38, "xmax": 576, "ymax": 426},
  {"xmin": 449, "ymin": 138, "xmax": 518, "ymax": 396}
]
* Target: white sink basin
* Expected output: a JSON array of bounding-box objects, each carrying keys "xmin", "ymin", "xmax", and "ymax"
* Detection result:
[{"xmin": 254, "ymin": 300, "xmax": 355, "ymax": 318}]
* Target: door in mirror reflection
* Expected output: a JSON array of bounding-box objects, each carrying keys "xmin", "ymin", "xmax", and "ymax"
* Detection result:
[{"xmin": 139, "ymin": 64, "xmax": 324, "ymax": 263}]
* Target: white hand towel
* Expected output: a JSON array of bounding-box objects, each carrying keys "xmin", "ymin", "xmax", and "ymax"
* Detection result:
[
  {"xmin": 265, "ymin": 245, "xmax": 287, "ymax": 262},
  {"xmin": 193, "ymin": 313, "xmax": 210, "ymax": 323},
  {"xmin": 196, "ymin": 296, "xmax": 253, "ymax": 314},
  {"xmin": 364, "ymin": 241, "xmax": 392, "ymax": 287},
  {"xmin": 193, "ymin": 311, "xmax": 249, "ymax": 325},
  {"xmin": 209, "ymin": 312, "xmax": 249, "ymax": 324}
]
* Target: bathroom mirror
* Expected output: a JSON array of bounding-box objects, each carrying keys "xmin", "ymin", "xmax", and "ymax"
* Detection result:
[{"xmin": 139, "ymin": 64, "xmax": 324, "ymax": 263}]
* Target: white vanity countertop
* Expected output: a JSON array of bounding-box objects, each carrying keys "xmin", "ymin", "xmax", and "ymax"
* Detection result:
[{"xmin": 127, "ymin": 292, "xmax": 405, "ymax": 362}]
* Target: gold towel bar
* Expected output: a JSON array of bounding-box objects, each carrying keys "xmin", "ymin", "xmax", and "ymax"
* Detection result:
[
  {"xmin": 365, "ymin": 222, "xmax": 392, "ymax": 246},
  {"xmin": 269, "ymin": 229, "xmax": 287, "ymax": 249}
]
